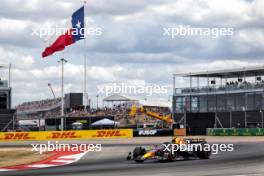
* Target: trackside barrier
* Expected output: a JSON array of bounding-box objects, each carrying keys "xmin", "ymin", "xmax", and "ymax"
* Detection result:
[
  {"xmin": 133, "ymin": 129, "xmax": 173, "ymax": 137},
  {"xmin": 207, "ymin": 128, "xmax": 264, "ymax": 136},
  {"xmin": 0, "ymin": 129, "xmax": 133, "ymax": 141},
  {"xmin": 173, "ymin": 129, "xmax": 186, "ymax": 136}
]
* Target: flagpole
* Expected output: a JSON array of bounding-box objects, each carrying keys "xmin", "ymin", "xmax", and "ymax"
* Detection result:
[{"xmin": 83, "ymin": 0, "xmax": 88, "ymax": 111}]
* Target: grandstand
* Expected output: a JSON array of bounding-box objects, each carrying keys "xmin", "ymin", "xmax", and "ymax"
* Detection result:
[
  {"xmin": 0, "ymin": 79, "xmax": 15, "ymax": 131},
  {"xmin": 173, "ymin": 66, "xmax": 264, "ymax": 135},
  {"xmin": 15, "ymin": 95, "xmax": 124, "ymax": 130},
  {"xmin": 15, "ymin": 93, "xmax": 173, "ymax": 131},
  {"xmin": 16, "ymin": 98, "xmax": 61, "ymax": 113}
]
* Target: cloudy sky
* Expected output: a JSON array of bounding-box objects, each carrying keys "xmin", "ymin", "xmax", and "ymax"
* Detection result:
[{"xmin": 0, "ymin": 0, "xmax": 264, "ymax": 107}]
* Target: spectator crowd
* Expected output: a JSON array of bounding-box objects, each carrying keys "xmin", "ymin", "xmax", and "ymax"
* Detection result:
[{"xmin": 16, "ymin": 98, "xmax": 61, "ymax": 112}]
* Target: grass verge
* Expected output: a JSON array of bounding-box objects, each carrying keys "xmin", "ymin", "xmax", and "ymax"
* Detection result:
[{"xmin": 0, "ymin": 148, "xmax": 54, "ymax": 167}]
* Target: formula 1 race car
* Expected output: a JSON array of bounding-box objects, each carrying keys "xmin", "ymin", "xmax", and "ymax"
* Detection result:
[{"xmin": 127, "ymin": 137, "xmax": 211, "ymax": 163}]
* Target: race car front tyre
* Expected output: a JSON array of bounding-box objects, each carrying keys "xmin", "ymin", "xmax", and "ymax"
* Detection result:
[{"xmin": 133, "ymin": 147, "xmax": 146, "ymax": 163}]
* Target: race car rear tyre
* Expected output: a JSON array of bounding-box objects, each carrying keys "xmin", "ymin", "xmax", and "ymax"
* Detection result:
[
  {"xmin": 162, "ymin": 142, "xmax": 175, "ymax": 161},
  {"xmin": 133, "ymin": 147, "xmax": 146, "ymax": 163},
  {"xmin": 165, "ymin": 153, "xmax": 174, "ymax": 162},
  {"xmin": 135, "ymin": 159, "xmax": 144, "ymax": 163},
  {"xmin": 197, "ymin": 150, "xmax": 211, "ymax": 159}
]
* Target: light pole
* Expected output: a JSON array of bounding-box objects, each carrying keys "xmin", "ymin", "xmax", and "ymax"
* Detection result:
[
  {"xmin": 168, "ymin": 95, "xmax": 172, "ymax": 102},
  {"xmin": 96, "ymin": 94, "xmax": 99, "ymax": 110},
  {"xmin": 230, "ymin": 110, "xmax": 232, "ymax": 128},
  {"xmin": 172, "ymin": 74, "xmax": 175, "ymax": 122},
  {"xmin": 243, "ymin": 106, "xmax": 247, "ymax": 128},
  {"xmin": 260, "ymin": 109, "xmax": 263, "ymax": 128},
  {"xmin": 58, "ymin": 58, "xmax": 67, "ymax": 131},
  {"xmin": 8, "ymin": 64, "xmax": 11, "ymax": 88},
  {"xmin": 184, "ymin": 106, "xmax": 187, "ymax": 128}
]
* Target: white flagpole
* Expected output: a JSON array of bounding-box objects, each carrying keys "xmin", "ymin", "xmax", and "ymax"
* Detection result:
[{"xmin": 83, "ymin": 1, "xmax": 88, "ymax": 111}]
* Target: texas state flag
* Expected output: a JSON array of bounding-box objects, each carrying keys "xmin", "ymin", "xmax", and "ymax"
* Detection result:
[{"xmin": 42, "ymin": 6, "xmax": 85, "ymax": 58}]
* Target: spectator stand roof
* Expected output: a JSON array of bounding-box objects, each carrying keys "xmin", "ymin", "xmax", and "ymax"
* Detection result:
[
  {"xmin": 91, "ymin": 118, "xmax": 119, "ymax": 126},
  {"xmin": 103, "ymin": 94, "xmax": 138, "ymax": 102},
  {"xmin": 174, "ymin": 65, "xmax": 264, "ymax": 78},
  {"xmin": 139, "ymin": 100, "xmax": 171, "ymax": 108}
]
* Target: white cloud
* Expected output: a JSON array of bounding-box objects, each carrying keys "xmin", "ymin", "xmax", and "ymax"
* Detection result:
[
  {"xmin": 0, "ymin": 47, "xmax": 35, "ymax": 68},
  {"xmin": 0, "ymin": 0, "xmax": 263, "ymax": 106},
  {"xmin": 236, "ymin": 29, "xmax": 264, "ymax": 49}
]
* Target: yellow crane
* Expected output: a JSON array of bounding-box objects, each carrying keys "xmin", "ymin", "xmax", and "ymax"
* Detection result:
[{"xmin": 129, "ymin": 105, "xmax": 173, "ymax": 124}]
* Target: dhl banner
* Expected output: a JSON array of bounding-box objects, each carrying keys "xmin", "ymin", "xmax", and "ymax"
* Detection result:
[{"xmin": 0, "ymin": 129, "xmax": 133, "ymax": 141}]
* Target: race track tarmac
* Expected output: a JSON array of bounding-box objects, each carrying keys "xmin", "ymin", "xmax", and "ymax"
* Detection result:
[{"xmin": 1, "ymin": 142, "xmax": 264, "ymax": 176}]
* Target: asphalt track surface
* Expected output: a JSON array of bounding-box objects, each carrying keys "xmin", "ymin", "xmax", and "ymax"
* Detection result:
[{"xmin": 1, "ymin": 141, "xmax": 264, "ymax": 176}]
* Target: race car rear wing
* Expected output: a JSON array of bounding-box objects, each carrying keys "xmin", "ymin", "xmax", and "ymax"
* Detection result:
[{"xmin": 184, "ymin": 138, "xmax": 207, "ymax": 143}]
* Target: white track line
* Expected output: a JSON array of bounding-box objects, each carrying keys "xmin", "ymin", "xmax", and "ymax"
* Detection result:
[
  {"xmin": 51, "ymin": 159, "xmax": 75, "ymax": 163},
  {"xmin": 27, "ymin": 164, "xmax": 57, "ymax": 168},
  {"xmin": 0, "ymin": 169, "xmax": 15, "ymax": 171}
]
